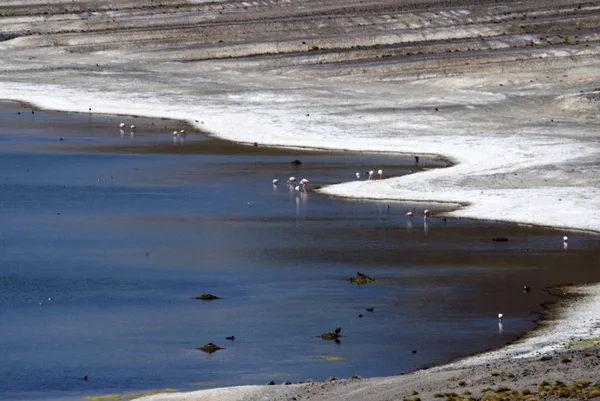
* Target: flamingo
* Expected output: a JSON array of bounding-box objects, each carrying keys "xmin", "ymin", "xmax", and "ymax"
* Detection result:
[
  {"xmin": 498, "ymin": 313, "xmax": 503, "ymax": 321},
  {"xmin": 378, "ymin": 169, "xmax": 383, "ymax": 179},
  {"xmin": 405, "ymin": 211, "xmax": 413, "ymax": 218},
  {"xmin": 179, "ymin": 129, "xmax": 186, "ymax": 134},
  {"xmin": 295, "ymin": 185, "xmax": 300, "ymax": 191},
  {"xmin": 368, "ymin": 170, "xmax": 374, "ymax": 179},
  {"xmin": 119, "ymin": 123, "xmax": 125, "ymax": 128},
  {"xmin": 273, "ymin": 179, "xmax": 279, "ymax": 185},
  {"xmin": 563, "ymin": 236, "xmax": 568, "ymax": 243},
  {"xmin": 288, "ymin": 176, "xmax": 296, "ymax": 184},
  {"xmin": 130, "ymin": 125, "xmax": 136, "ymax": 131},
  {"xmin": 172, "ymin": 131, "xmax": 179, "ymax": 136},
  {"xmin": 424, "ymin": 209, "xmax": 431, "ymax": 218},
  {"xmin": 355, "ymin": 172, "xmax": 360, "ymax": 179},
  {"xmin": 300, "ymin": 178, "xmax": 310, "ymax": 191}
]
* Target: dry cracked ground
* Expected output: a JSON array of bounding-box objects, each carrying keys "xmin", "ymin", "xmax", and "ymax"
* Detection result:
[{"xmin": 0, "ymin": 1, "xmax": 599, "ymax": 229}]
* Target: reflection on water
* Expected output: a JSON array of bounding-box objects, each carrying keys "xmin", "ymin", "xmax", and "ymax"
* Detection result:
[{"xmin": 1, "ymin": 104, "xmax": 600, "ymax": 401}]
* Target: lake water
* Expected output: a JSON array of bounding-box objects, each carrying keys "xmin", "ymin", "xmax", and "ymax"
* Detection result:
[{"xmin": 1, "ymin": 101, "xmax": 600, "ymax": 401}]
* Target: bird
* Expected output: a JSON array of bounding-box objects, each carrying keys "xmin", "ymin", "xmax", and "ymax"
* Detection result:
[
  {"xmin": 366, "ymin": 307, "xmax": 374, "ymax": 313},
  {"xmin": 300, "ymin": 178, "xmax": 310, "ymax": 191},
  {"xmin": 179, "ymin": 129, "xmax": 186, "ymax": 134},
  {"xmin": 288, "ymin": 176, "xmax": 296, "ymax": 184},
  {"xmin": 225, "ymin": 336, "xmax": 235, "ymax": 341},
  {"xmin": 405, "ymin": 211, "xmax": 413, "ymax": 218},
  {"xmin": 378, "ymin": 169, "xmax": 383, "ymax": 179},
  {"xmin": 563, "ymin": 236, "xmax": 568, "ymax": 243},
  {"xmin": 415, "ymin": 156, "xmax": 420, "ymax": 164},
  {"xmin": 130, "ymin": 125, "xmax": 136, "ymax": 131},
  {"xmin": 368, "ymin": 170, "xmax": 374, "ymax": 179},
  {"xmin": 498, "ymin": 313, "xmax": 503, "ymax": 321},
  {"xmin": 172, "ymin": 130, "xmax": 179, "ymax": 135},
  {"xmin": 272, "ymin": 179, "xmax": 279, "ymax": 185},
  {"xmin": 83, "ymin": 375, "xmax": 88, "ymax": 381},
  {"xmin": 356, "ymin": 271, "xmax": 365, "ymax": 277},
  {"xmin": 119, "ymin": 123, "xmax": 125, "ymax": 128},
  {"xmin": 334, "ymin": 327, "xmax": 341, "ymax": 335},
  {"xmin": 524, "ymin": 285, "xmax": 530, "ymax": 293},
  {"xmin": 424, "ymin": 209, "xmax": 431, "ymax": 218},
  {"xmin": 295, "ymin": 185, "xmax": 300, "ymax": 191},
  {"xmin": 355, "ymin": 172, "xmax": 360, "ymax": 179},
  {"xmin": 358, "ymin": 314, "xmax": 363, "ymax": 318}
]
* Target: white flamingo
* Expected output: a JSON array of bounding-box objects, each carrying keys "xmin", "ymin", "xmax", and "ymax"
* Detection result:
[
  {"xmin": 356, "ymin": 172, "xmax": 360, "ymax": 179},
  {"xmin": 288, "ymin": 176, "xmax": 296, "ymax": 184},
  {"xmin": 368, "ymin": 170, "xmax": 374, "ymax": 179},
  {"xmin": 119, "ymin": 123, "xmax": 125, "ymax": 128},
  {"xmin": 405, "ymin": 211, "xmax": 413, "ymax": 218},
  {"xmin": 130, "ymin": 125, "xmax": 136, "ymax": 131},
  {"xmin": 273, "ymin": 179, "xmax": 279, "ymax": 185},
  {"xmin": 378, "ymin": 169, "xmax": 383, "ymax": 179}
]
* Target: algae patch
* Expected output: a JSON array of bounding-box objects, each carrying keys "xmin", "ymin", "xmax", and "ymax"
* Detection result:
[
  {"xmin": 197, "ymin": 343, "xmax": 224, "ymax": 353},
  {"xmin": 346, "ymin": 272, "xmax": 375, "ymax": 284},
  {"xmin": 85, "ymin": 388, "xmax": 177, "ymax": 401},
  {"xmin": 319, "ymin": 332, "xmax": 342, "ymax": 340},
  {"xmin": 316, "ymin": 355, "xmax": 344, "ymax": 361}
]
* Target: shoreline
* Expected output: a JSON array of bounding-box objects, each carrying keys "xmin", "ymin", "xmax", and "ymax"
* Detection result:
[{"xmin": 3, "ymin": 99, "xmax": 600, "ymax": 401}]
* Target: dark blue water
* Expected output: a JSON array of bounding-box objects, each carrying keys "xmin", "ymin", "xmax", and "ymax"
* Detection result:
[{"xmin": 2, "ymin": 103, "xmax": 600, "ymax": 401}]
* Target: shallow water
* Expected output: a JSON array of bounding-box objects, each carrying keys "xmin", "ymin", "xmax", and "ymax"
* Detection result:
[{"xmin": 1, "ymin": 102, "xmax": 600, "ymax": 401}]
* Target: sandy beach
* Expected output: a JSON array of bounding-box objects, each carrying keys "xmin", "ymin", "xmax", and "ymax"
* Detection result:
[{"xmin": 1, "ymin": 1, "xmax": 600, "ymax": 400}]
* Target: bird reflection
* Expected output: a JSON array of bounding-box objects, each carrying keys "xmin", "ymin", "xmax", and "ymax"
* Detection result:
[
  {"xmin": 498, "ymin": 322, "xmax": 503, "ymax": 334},
  {"xmin": 424, "ymin": 219, "xmax": 429, "ymax": 233}
]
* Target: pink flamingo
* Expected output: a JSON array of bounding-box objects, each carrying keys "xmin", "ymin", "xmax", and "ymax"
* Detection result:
[
  {"xmin": 288, "ymin": 176, "xmax": 296, "ymax": 185},
  {"xmin": 130, "ymin": 125, "xmax": 136, "ymax": 131},
  {"xmin": 424, "ymin": 209, "xmax": 431, "ymax": 218},
  {"xmin": 119, "ymin": 123, "xmax": 126, "ymax": 128},
  {"xmin": 300, "ymin": 178, "xmax": 310, "ymax": 191},
  {"xmin": 272, "ymin": 179, "xmax": 279, "ymax": 185},
  {"xmin": 355, "ymin": 172, "xmax": 360, "ymax": 179},
  {"xmin": 368, "ymin": 170, "xmax": 374, "ymax": 179},
  {"xmin": 378, "ymin": 169, "xmax": 383, "ymax": 179},
  {"xmin": 405, "ymin": 211, "xmax": 413, "ymax": 218}
]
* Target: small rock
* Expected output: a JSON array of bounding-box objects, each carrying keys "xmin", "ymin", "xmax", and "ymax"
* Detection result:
[
  {"xmin": 195, "ymin": 293, "xmax": 221, "ymax": 300},
  {"xmin": 196, "ymin": 343, "xmax": 224, "ymax": 353}
]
